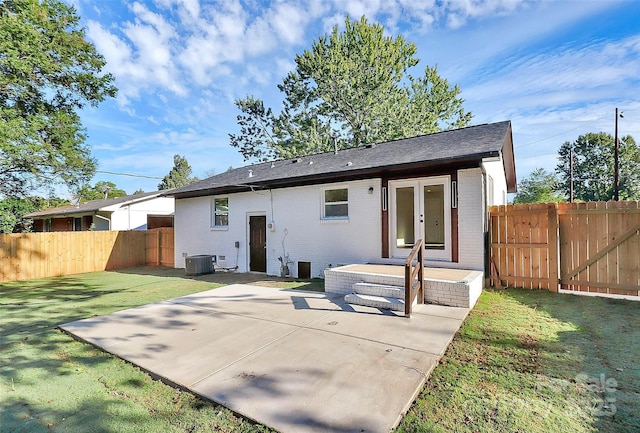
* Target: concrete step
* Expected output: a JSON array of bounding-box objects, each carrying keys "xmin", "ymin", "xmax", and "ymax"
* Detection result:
[
  {"xmin": 344, "ymin": 293, "xmax": 405, "ymax": 312},
  {"xmin": 352, "ymin": 282, "xmax": 404, "ymax": 299}
]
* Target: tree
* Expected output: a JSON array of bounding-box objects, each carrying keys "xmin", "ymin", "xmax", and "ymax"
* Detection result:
[
  {"xmin": 158, "ymin": 155, "xmax": 198, "ymax": 190},
  {"xmin": 0, "ymin": 0, "xmax": 117, "ymax": 198},
  {"xmin": 230, "ymin": 16, "xmax": 472, "ymax": 162},
  {"xmin": 77, "ymin": 181, "xmax": 127, "ymax": 201},
  {"xmin": 513, "ymin": 168, "xmax": 565, "ymax": 204},
  {"xmin": 0, "ymin": 196, "xmax": 67, "ymax": 233},
  {"xmin": 556, "ymin": 132, "xmax": 640, "ymax": 201},
  {"xmin": 132, "ymin": 188, "xmax": 145, "ymax": 195}
]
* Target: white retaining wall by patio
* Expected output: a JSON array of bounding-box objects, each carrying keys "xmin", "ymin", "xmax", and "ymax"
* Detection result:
[
  {"xmin": 424, "ymin": 271, "xmax": 483, "ymax": 308},
  {"xmin": 325, "ymin": 267, "xmax": 405, "ymax": 295},
  {"xmin": 325, "ymin": 265, "xmax": 484, "ymax": 308}
]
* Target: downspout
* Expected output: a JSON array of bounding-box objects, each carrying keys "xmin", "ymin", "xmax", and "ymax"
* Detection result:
[
  {"xmin": 480, "ymin": 165, "xmax": 488, "ymax": 232},
  {"xmin": 480, "ymin": 165, "xmax": 490, "ymax": 279},
  {"xmin": 94, "ymin": 213, "xmax": 111, "ymax": 230}
]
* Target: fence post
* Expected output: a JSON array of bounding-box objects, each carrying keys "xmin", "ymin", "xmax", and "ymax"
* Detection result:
[
  {"xmin": 150, "ymin": 229, "xmax": 160, "ymax": 266},
  {"xmin": 158, "ymin": 228, "xmax": 164, "ymax": 266},
  {"xmin": 547, "ymin": 203, "xmax": 559, "ymax": 292}
]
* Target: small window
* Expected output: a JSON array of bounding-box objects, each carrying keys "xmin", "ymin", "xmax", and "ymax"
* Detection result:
[
  {"xmin": 323, "ymin": 188, "xmax": 348, "ymax": 218},
  {"xmin": 212, "ymin": 197, "xmax": 229, "ymax": 228}
]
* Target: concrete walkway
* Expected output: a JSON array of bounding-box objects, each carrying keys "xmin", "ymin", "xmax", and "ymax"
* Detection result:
[{"xmin": 60, "ymin": 284, "xmax": 470, "ymax": 433}]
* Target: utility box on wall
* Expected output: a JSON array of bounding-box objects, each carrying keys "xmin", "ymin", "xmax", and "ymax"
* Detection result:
[{"xmin": 185, "ymin": 255, "xmax": 214, "ymax": 276}]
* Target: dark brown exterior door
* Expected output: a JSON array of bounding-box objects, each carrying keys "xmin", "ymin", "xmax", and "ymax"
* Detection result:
[{"xmin": 249, "ymin": 215, "xmax": 267, "ymax": 272}]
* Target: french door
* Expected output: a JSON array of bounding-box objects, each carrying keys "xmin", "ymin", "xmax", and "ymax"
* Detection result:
[{"xmin": 390, "ymin": 176, "xmax": 451, "ymax": 260}]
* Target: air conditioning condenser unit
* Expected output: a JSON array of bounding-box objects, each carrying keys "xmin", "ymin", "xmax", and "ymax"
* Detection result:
[{"xmin": 185, "ymin": 255, "xmax": 214, "ymax": 276}]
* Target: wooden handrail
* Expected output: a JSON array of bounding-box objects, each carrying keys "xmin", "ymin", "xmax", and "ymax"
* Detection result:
[{"xmin": 404, "ymin": 239, "xmax": 424, "ymax": 317}]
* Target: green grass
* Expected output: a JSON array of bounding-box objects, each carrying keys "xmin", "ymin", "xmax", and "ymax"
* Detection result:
[
  {"xmin": 2, "ymin": 269, "xmax": 638, "ymax": 432},
  {"xmin": 0, "ymin": 267, "xmax": 305, "ymax": 433},
  {"xmin": 396, "ymin": 288, "xmax": 640, "ymax": 433}
]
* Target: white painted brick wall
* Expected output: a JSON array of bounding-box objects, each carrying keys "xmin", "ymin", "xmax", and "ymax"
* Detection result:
[
  {"xmin": 457, "ymin": 168, "xmax": 485, "ymax": 271},
  {"xmin": 176, "ymin": 166, "xmax": 504, "ymax": 276},
  {"xmin": 483, "ymin": 160, "xmax": 508, "ymax": 205},
  {"xmin": 175, "ymin": 179, "xmax": 381, "ymax": 277}
]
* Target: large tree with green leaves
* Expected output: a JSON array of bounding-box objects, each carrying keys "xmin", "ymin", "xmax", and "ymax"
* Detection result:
[
  {"xmin": 556, "ymin": 132, "xmax": 640, "ymax": 201},
  {"xmin": 158, "ymin": 154, "xmax": 198, "ymax": 190},
  {"xmin": 0, "ymin": 0, "xmax": 117, "ymax": 197},
  {"xmin": 78, "ymin": 181, "xmax": 127, "ymax": 201},
  {"xmin": 0, "ymin": 196, "xmax": 67, "ymax": 233},
  {"xmin": 513, "ymin": 168, "xmax": 565, "ymax": 204},
  {"xmin": 230, "ymin": 16, "xmax": 472, "ymax": 162}
]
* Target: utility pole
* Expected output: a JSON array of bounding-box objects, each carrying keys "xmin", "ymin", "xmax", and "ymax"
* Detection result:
[
  {"xmin": 569, "ymin": 145, "xmax": 574, "ymax": 203},
  {"xmin": 614, "ymin": 108, "xmax": 623, "ymax": 201}
]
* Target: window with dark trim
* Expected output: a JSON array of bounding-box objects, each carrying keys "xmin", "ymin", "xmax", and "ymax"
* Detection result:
[
  {"xmin": 212, "ymin": 197, "xmax": 229, "ymax": 228},
  {"xmin": 323, "ymin": 188, "xmax": 348, "ymax": 218}
]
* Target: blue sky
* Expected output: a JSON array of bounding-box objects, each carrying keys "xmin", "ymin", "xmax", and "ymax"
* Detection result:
[{"xmin": 63, "ymin": 0, "xmax": 640, "ymax": 196}]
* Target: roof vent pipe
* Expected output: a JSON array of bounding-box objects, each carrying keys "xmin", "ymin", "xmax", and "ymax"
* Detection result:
[
  {"xmin": 248, "ymin": 169, "xmax": 253, "ymax": 178},
  {"xmin": 334, "ymin": 136, "xmax": 338, "ymax": 155}
]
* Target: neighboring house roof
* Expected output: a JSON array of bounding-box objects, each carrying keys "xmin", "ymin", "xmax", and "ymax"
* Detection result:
[
  {"xmin": 168, "ymin": 120, "xmax": 516, "ymax": 199},
  {"xmin": 25, "ymin": 191, "xmax": 169, "ymax": 218}
]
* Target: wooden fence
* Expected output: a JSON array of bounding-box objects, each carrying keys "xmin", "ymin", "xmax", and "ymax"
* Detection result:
[
  {"xmin": 489, "ymin": 202, "xmax": 640, "ymax": 296},
  {"xmin": 0, "ymin": 228, "xmax": 174, "ymax": 283},
  {"xmin": 145, "ymin": 227, "xmax": 174, "ymax": 267}
]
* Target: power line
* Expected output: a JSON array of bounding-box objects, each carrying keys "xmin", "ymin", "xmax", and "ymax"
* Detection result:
[
  {"xmin": 515, "ymin": 118, "xmax": 606, "ymax": 149},
  {"xmin": 96, "ymin": 170, "xmax": 163, "ymax": 180}
]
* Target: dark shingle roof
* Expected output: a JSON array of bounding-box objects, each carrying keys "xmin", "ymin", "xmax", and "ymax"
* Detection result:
[
  {"xmin": 25, "ymin": 191, "xmax": 165, "ymax": 218},
  {"xmin": 169, "ymin": 121, "xmax": 515, "ymax": 198}
]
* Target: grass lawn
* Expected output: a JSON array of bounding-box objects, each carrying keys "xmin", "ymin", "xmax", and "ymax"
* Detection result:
[
  {"xmin": 397, "ymin": 288, "xmax": 640, "ymax": 433},
  {"xmin": 0, "ymin": 267, "xmax": 318, "ymax": 433},
  {"xmin": 1, "ymin": 268, "xmax": 638, "ymax": 432}
]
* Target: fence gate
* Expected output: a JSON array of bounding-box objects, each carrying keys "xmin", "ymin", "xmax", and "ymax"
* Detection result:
[
  {"xmin": 145, "ymin": 227, "xmax": 175, "ymax": 267},
  {"xmin": 488, "ymin": 203, "xmax": 558, "ymax": 291},
  {"xmin": 489, "ymin": 202, "xmax": 640, "ymax": 297},
  {"xmin": 558, "ymin": 201, "xmax": 640, "ymax": 296}
]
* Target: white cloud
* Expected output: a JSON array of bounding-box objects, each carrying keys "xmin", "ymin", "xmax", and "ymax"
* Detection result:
[
  {"xmin": 178, "ymin": 1, "xmax": 248, "ymax": 85},
  {"xmin": 85, "ymin": 2, "xmax": 186, "ymax": 106},
  {"xmin": 442, "ymin": 0, "xmax": 527, "ymax": 29},
  {"xmin": 464, "ymin": 35, "xmax": 640, "ymax": 113},
  {"xmin": 245, "ymin": 16, "xmax": 277, "ymax": 55},
  {"xmin": 268, "ymin": 3, "xmax": 307, "ymax": 45},
  {"xmin": 335, "ymin": 0, "xmax": 384, "ymax": 20}
]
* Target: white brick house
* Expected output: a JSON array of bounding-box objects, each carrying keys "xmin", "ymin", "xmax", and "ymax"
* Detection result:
[{"xmin": 168, "ymin": 121, "xmax": 516, "ymax": 279}]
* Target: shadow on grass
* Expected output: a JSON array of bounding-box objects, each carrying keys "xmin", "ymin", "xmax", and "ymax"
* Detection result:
[
  {"xmin": 0, "ymin": 270, "xmax": 276, "ymax": 433},
  {"xmin": 494, "ymin": 288, "xmax": 640, "ymax": 433},
  {"xmin": 0, "ymin": 276, "xmax": 121, "ymax": 304},
  {"xmin": 0, "ymin": 276, "xmax": 124, "ymax": 349},
  {"xmin": 397, "ymin": 287, "xmax": 639, "ymax": 433}
]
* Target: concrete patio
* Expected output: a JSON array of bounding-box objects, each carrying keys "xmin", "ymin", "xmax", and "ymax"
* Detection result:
[{"xmin": 60, "ymin": 284, "xmax": 470, "ymax": 433}]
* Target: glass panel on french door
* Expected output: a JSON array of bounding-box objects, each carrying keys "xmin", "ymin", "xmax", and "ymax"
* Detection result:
[
  {"xmin": 423, "ymin": 184, "xmax": 445, "ymax": 250},
  {"xmin": 395, "ymin": 186, "xmax": 414, "ymax": 248}
]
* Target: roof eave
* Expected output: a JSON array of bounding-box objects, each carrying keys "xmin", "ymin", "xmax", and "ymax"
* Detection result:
[
  {"xmin": 501, "ymin": 122, "xmax": 517, "ymax": 193},
  {"xmin": 172, "ymin": 153, "xmax": 494, "ymax": 199}
]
